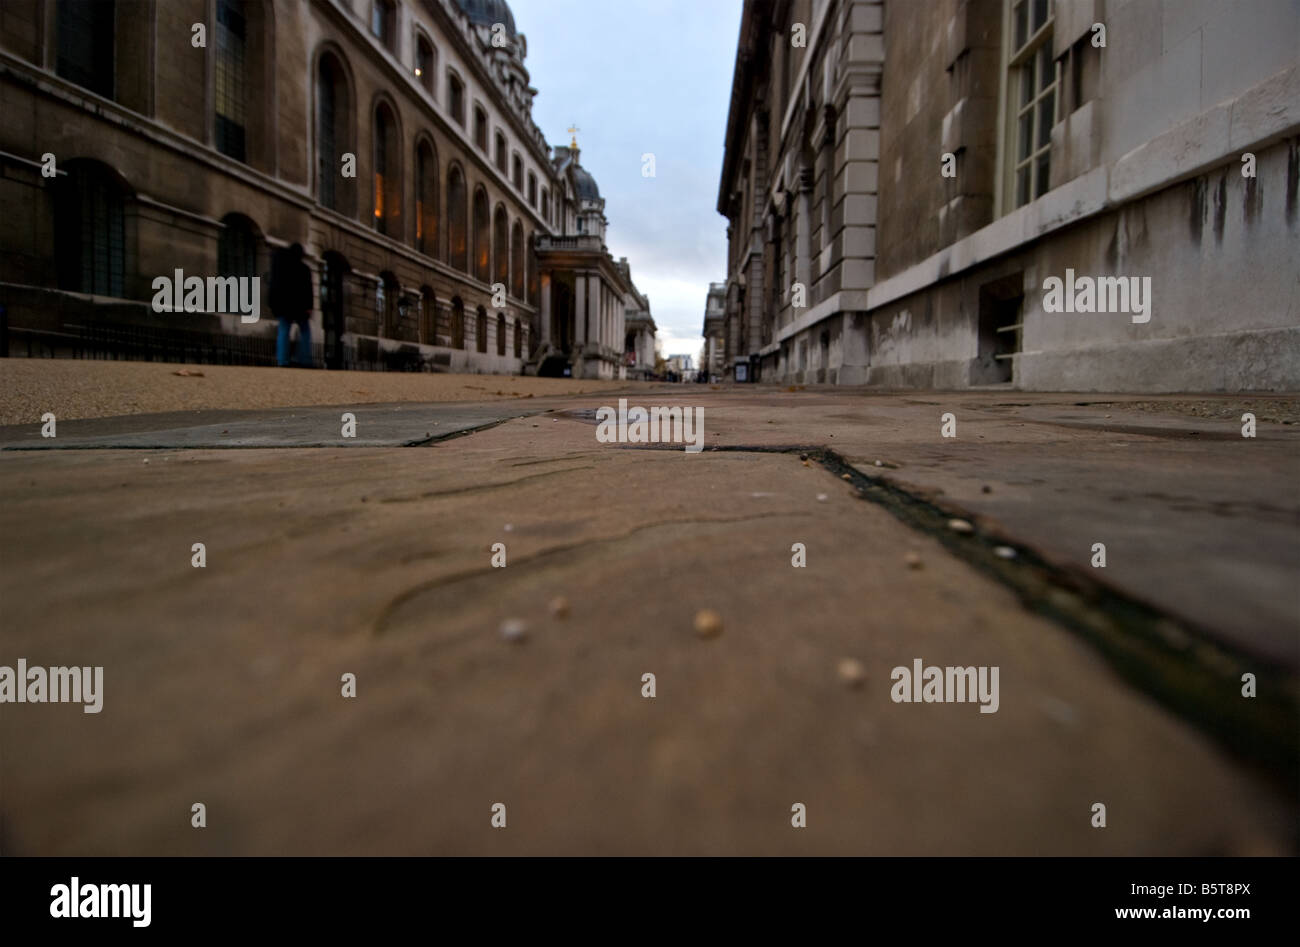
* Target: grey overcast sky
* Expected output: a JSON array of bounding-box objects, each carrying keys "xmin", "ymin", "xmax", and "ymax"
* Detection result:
[{"xmin": 510, "ymin": 0, "xmax": 742, "ymax": 360}]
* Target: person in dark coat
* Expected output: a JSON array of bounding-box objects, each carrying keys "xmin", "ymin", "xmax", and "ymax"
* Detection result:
[{"xmin": 270, "ymin": 243, "xmax": 314, "ymax": 367}]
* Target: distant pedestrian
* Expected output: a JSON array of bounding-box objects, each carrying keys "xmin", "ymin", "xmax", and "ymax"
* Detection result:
[{"xmin": 269, "ymin": 243, "xmax": 314, "ymax": 367}]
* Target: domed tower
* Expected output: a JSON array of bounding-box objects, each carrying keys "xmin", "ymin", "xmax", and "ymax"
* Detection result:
[
  {"xmin": 456, "ymin": 0, "xmax": 517, "ymax": 36},
  {"xmin": 551, "ymin": 139, "xmax": 607, "ymax": 244},
  {"xmin": 533, "ymin": 129, "xmax": 629, "ymax": 381},
  {"xmin": 455, "ymin": 0, "xmax": 537, "ymax": 122}
]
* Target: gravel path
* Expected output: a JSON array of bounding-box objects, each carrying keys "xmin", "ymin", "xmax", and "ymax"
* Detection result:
[{"xmin": 0, "ymin": 360, "xmax": 641, "ymax": 425}]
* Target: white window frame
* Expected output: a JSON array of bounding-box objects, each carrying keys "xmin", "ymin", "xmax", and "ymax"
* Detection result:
[{"xmin": 998, "ymin": 0, "xmax": 1059, "ymax": 214}]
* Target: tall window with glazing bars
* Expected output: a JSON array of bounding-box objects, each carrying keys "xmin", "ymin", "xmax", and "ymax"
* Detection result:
[
  {"xmin": 1006, "ymin": 0, "xmax": 1057, "ymax": 208},
  {"xmin": 214, "ymin": 0, "xmax": 248, "ymax": 162}
]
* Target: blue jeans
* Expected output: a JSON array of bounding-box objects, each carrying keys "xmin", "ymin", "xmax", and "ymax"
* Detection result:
[{"xmin": 277, "ymin": 319, "xmax": 312, "ymax": 367}]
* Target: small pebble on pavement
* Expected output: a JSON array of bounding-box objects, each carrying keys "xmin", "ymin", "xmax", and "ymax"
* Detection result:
[
  {"xmin": 838, "ymin": 658, "xmax": 866, "ymax": 687},
  {"xmin": 693, "ymin": 609, "xmax": 723, "ymax": 638}
]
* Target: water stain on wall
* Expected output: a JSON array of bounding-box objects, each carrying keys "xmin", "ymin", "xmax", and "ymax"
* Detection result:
[
  {"xmin": 1212, "ymin": 173, "xmax": 1227, "ymax": 245},
  {"xmin": 1190, "ymin": 177, "xmax": 1207, "ymax": 244},
  {"xmin": 1286, "ymin": 137, "xmax": 1298, "ymax": 225}
]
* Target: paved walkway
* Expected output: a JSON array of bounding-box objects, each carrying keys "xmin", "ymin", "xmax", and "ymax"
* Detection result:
[{"xmin": 0, "ymin": 377, "xmax": 1295, "ymax": 854}]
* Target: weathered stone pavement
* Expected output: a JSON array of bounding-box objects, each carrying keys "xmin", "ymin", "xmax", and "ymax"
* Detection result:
[{"xmin": 0, "ymin": 384, "xmax": 1295, "ymax": 855}]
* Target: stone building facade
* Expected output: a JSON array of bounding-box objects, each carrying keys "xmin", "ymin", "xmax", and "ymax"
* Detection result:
[
  {"xmin": 532, "ymin": 141, "xmax": 638, "ymax": 379},
  {"xmin": 701, "ymin": 280, "xmax": 725, "ymax": 382},
  {"xmin": 618, "ymin": 257, "xmax": 656, "ymax": 380},
  {"xmin": 716, "ymin": 0, "xmax": 1299, "ymax": 391},
  {"xmin": 0, "ymin": 0, "xmax": 653, "ymax": 376}
]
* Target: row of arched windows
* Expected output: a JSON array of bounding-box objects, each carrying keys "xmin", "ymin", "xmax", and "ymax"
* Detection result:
[
  {"xmin": 50, "ymin": 158, "xmax": 529, "ymax": 360},
  {"xmin": 317, "ymin": 48, "xmax": 537, "ymax": 303},
  {"xmin": 414, "ymin": 292, "xmax": 524, "ymax": 355}
]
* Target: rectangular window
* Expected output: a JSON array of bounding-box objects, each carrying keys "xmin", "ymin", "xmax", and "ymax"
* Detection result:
[
  {"xmin": 474, "ymin": 107, "xmax": 488, "ymax": 150},
  {"xmin": 214, "ymin": 0, "xmax": 248, "ymax": 162},
  {"xmin": 416, "ymin": 37, "xmax": 435, "ymax": 94},
  {"xmin": 1006, "ymin": 0, "xmax": 1057, "ymax": 208},
  {"xmin": 371, "ymin": 0, "xmax": 394, "ymax": 49},
  {"xmin": 448, "ymin": 75, "xmax": 465, "ymax": 126},
  {"xmin": 57, "ymin": 0, "xmax": 116, "ymax": 100}
]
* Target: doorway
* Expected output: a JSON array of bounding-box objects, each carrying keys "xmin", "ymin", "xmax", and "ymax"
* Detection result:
[
  {"xmin": 321, "ymin": 251, "xmax": 349, "ymax": 370},
  {"xmin": 974, "ymin": 273, "xmax": 1023, "ymax": 385}
]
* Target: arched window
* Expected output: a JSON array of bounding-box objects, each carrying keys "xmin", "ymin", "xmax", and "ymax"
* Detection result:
[
  {"xmin": 57, "ymin": 0, "xmax": 115, "ymax": 99},
  {"xmin": 513, "ymin": 318, "xmax": 523, "ymax": 358},
  {"xmin": 472, "ymin": 187, "xmax": 490, "ymax": 282},
  {"xmin": 317, "ymin": 52, "xmax": 353, "ymax": 214},
  {"xmin": 527, "ymin": 172, "xmax": 537, "ymax": 207},
  {"xmin": 541, "ymin": 188, "xmax": 549, "ymax": 219},
  {"xmin": 496, "ymin": 312, "xmax": 506, "ymax": 356},
  {"xmin": 415, "ymin": 139, "xmax": 438, "ymax": 257},
  {"xmin": 55, "ymin": 160, "xmax": 126, "ymax": 297},
  {"xmin": 494, "ymin": 132, "xmax": 506, "ymax": 172},
  {"xmin": 373, "ymin": 102, "xmax": 400, "ymax": 237},
  {"xmin": 476, "ymin": 306, "xmax": 488, "ymax": 353},
  {"xmin": 447, "ymin": 164, "xmax": 467, "ymax": 271},
  {"xmin": 218, "ymin": 214, "xmax": 259, "ymax": 280},
  {"xmin": 451, "ymin": 296, "xmax": 465, "ymax": 348},
  {"xmin": 377, "ymin": 271, "xmax": 399, "ymax": 336},
  {"xmin": 415, "ymin": 34, "xmax": 435, "ymax": 94},
  {"xmin": 510, "ymin": 220, "xmax": 524, "ymax": 299},
  {"xmin": 419, "ymin": 286, "xmax": 436, "ymax": 345},
  {"xmin": 526, "ymin": 230, "xmax": 537, "ymax": 305},
  {"xmin": 511, "ymin": 153, "xmax": 522, "ymax": 190},
  {"xmin": 493, "ymin": 204, "xmax": 508, "ymax": 288},
  {"xmin": 473, "ymin": 106, "xmax": 488, "ymax": 151},
  {"xmin": 214, "ymin": 0, "xmax": 249, "ymax": 161}
]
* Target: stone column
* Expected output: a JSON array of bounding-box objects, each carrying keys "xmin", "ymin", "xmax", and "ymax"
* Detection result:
[
  {"xmin": 835, "ymin": 0, "xmax": 883, "ymax": 292},
  {"xmin": 540, "ymin": 270, "xmax": 552, "ymax": 346},
  {"xmin": 588, "ymin": 276, "xmax": 600, "ymax": 351},
  {"xmin": 575, "ymin": 273, "xmax": 587, "ymax": 345},
  {"xmin": 615, "ymin": 298, "xmax": 624, "ymax": 360},
  {"xmin": 600, "ymin": 284, "xmax": 608, "ymax": 350},
  {"xmin": 796, "ymin": 165, "xmax": 813, "ymax": 302}
]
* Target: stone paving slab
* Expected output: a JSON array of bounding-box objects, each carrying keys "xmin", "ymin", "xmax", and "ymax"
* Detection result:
[{"xmin": 0, "ymin": 401, "xmax": 551, "ymax": 449}]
